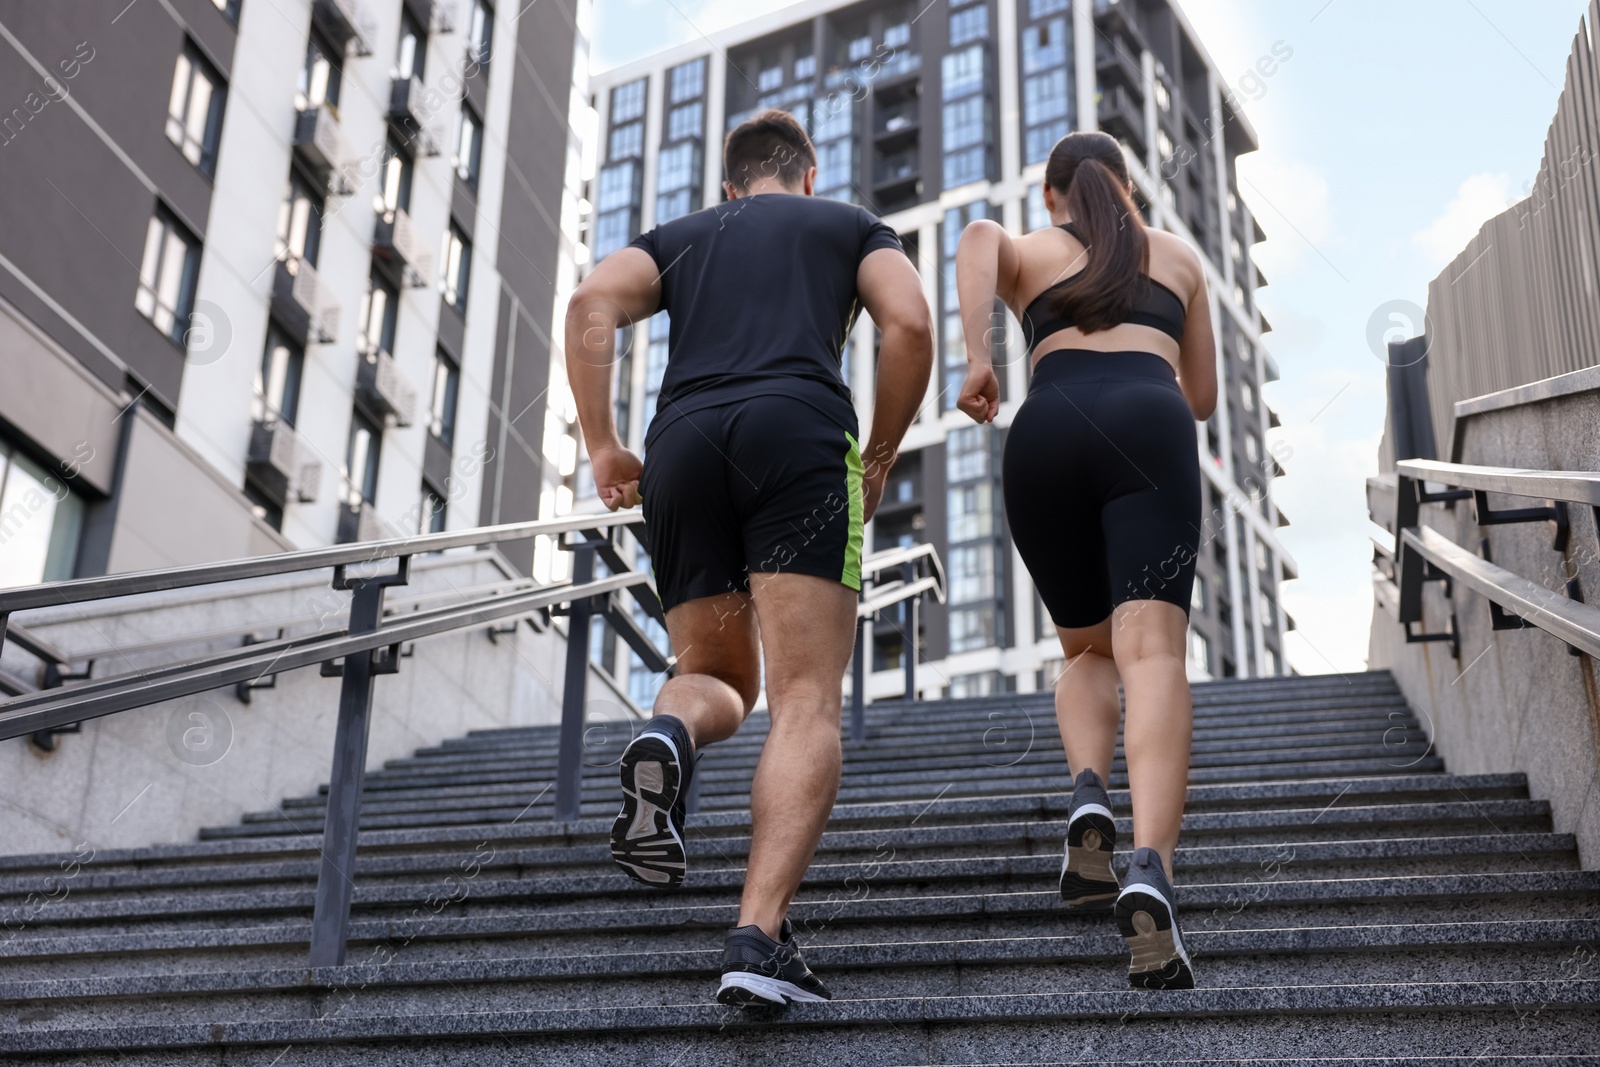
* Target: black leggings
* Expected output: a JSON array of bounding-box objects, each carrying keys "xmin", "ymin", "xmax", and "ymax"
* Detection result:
[{"xmin": 1003, "ymin": 350, "xmax": 1201, "ymax": 630}]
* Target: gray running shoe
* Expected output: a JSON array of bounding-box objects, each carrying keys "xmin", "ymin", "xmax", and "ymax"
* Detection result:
[
  {"xmin": 1059, "ymin": 766, "xmax": 1120, "ymax": 910},
  {"xmin": 610, "ymin": 715, "xmax": 693, "ymax": 887},
  {"xmin": 717, "ymin": 919, "xmax": 833, "ymax": 1006},
  {"xmin": 1114, "ymin": 846, "xmax": 1195, "ymax": 989}
]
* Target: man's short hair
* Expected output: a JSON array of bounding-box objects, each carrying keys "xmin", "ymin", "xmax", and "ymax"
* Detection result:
[{"xmin": 723, "ymin": 109, "xmax": 817, "ymax": 192}]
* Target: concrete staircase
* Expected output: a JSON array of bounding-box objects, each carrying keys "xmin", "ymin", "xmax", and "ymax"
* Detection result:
[{"xmin": 2, "ymin": 670, "xmax": 1597, "ymax": 1062}]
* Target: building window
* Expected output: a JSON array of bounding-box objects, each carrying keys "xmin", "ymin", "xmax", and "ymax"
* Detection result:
[
  {"xmin": 794, "ymin": 52, "xmax": 817, "ymax": 80},
  {"xmin": 947, "ymin": 671, "xmax": 1004, "ymax": 698},
  {"xmin": 948, "ymin": 544, "xmax": 997, "ymax": 604},
  {"xmin": 949, "ymin": 606, "xmax": 996, "ymax": 653},
  {"xmin": 1030, "ymin": 0, "xmax": 1068, "ymax": 14},
  {"xmin": 948, "ymin": 483, "xmax": 993, "ymax": 541},
  {"xmin": 135, "ymin": 207, "xmax": 200, "ymax": 344},
  {"xmin": 254, "ymin": 325, "xmax": 304, "ymax": 425},
  {"xmin": 594, "ymin": 159, "xmax": 642, "ymax": 258},
  {"xmin": 883, "ymin": 21, "xmax": 910, "ymax": 49},
  {"xmin": 343, "ymin": 411, "xmax": 382, "ymax": 510},
  {"xmin": 420, "ymin": 481, "xmax": 447, "ymax": 533},
  {"xmin": 670, "ymin": 57, "xmax": 706, "ymax": 102},
  {"xmin": 454, "ymin": 105, "xmax": 483, "ymax": 187},
  {"xmin": 1191, "ymin": 577, "xmax": 1207, "ymax": 613},
  {"xmin": 657, "ymin": 141, "xmax": 698, "ymax": 194},
  {"xmin": 297, "ymin": 29, "xmax": 342, "ymax": 110},
  {"xmin": 1022, "ymin": 18, "xmax": 1068, "ymax": 74},
  {"xmin": 394, "ymin": 7, "xmax": 427, "ymax": 81},
  {"xmin": 610, "ymin": 78, "xmax": 646, "ymax": 123},
  {"xmin": 0, "ymin": 440, "xmax": 86, "ymax": 589},
  {"xmin": 1263, "ymin": 645, "xmax": 1280, "ymax": 675},
  {"xmin": 656, "ymin": 189, "xmax": 691, "ymax": 224},
  {"xmin": 1241, "ymin": 381, "xmax": 1257, "ymax": 412},
  {"xmin": 1026, "ymin": 184, "xmax": 1049, "ymax": 231},
  {"xmin": 468, "ymin": 0, "xmax": 494, "ymax": 68},
  {"xmin": 943, "ymin": 94, "xmax": 986, "ymax": 152},
  {"xmin": 943, "ymin": 44, "xmax": 985, "ymax": 98},
  {"xmin": 847, "ymin": 35, "xmax": 872, "ymax": 62},
  {"xmin": 949, "ymin": 5, "xmax": 988, "ymax": 46},
  {"xmin": 947, "ymin": 425, "xmax": 989, "ymax": 481},
  {"xmin": 757, "ymin": 65, "xmax": 782, "ymax": 92},
  {"xmin": 1188, "ymin": 629, "xmax": 1212, "ymax": 673},
  {"xmin": 358, "ymin": 271, "xmax": 400, "ymax": 355},
  {"xmin": 667, "ymin": 102, "xmax": 703, "ymax": 142},
  {"xmin": 166, "ymin": 43, "xmax": 225, "ymax": 176},
  {"xmin": 429, "ymin": 349, "xmax": 460, "ymax": 444},
  {"xmin": 609, "ymin": 120, "xmax": 643, "ymax": 159},
  {"xmin": 441, "ymin": 224, "xmax": 471, "ymax": 313},
  {"xmin": 643, "ymin": 313, "xmax": 669, "ymax": 421},
  {"xmin": 379, "ymin": 137, "xmax": 414, "ymax": 213},
  {"xmin": 941, "ymin": 203, "xmax": 993, "ymax": 402},
  {"xmin": 276, "ymin": 170, "xmax": 324, "ymax": 266}
]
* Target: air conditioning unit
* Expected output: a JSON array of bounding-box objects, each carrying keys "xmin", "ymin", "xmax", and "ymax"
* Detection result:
[
  {"xmin": 357, "ymin": 350, "xmax": 418, "ymax": 427},
  {"xmin": 313, "ymin": 0, "xmax": 375, "ymax": 56},
  {"xmin": 430, "ymin": 0, "xmax": 457, "ymax": 34},
  {"xmin": 292, "ymin": 107, "xmax": 349, "ymax": 189},
  {"xmin": 373, "ymin": 207, "xmax": 432, "ymax": 287},
  {"xmin": 388, "ymin": 77, "xmax": 442, "ymax": 156},
  {"xmin": 247, "ymin": 421, "xmax": 322, "ymax": 505},
  {"xmin": 270, "ymin": 257, "xmax": 340, "ymax": 345}
]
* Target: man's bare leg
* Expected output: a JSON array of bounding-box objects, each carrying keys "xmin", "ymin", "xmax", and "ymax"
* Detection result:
[
  {"xmin": 737, "ymin": 572, "xmax": 858, "ymax": 940},
  {"xmin": 655, "ymin": 590, "xmax": 762, "ymax": 746}
]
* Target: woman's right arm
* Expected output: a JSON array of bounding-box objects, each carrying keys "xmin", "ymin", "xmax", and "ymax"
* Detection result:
[
  {"xmin": 1175, "ymin": 245, "xmax": 1218, "ymax": 421},
  {"xmin": 954, "ymin": 219, "xmax": 1021, "ymax": 424}
]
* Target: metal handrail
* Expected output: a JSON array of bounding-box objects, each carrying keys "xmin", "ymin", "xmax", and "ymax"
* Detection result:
[
  {"xmin": 1400, "ymin": 526, "xmax": 1600, "ymax": 659},
  {"xmin": 0, "ymin": 510, "xmax": 640, "ymax": 619},
  {"xmin": 0, "ymin": 510, "xmax": 665, "ymax": 971},
  {"xmin": 848, "ymin": 543, "xmax": 946, "ymax": 742},
  {"xmin": 1396, "ymin": 459, "xmax": 1600, "ymax": 507}
]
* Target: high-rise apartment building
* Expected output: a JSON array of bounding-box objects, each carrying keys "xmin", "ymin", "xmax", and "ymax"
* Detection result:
[
  {"xmin": 0, "ymin": 0, "xmax": 590, "ymax": 582},
  {"xmin": 580, "ymin": 0, "xmax": 1296, "ymax": 704}
]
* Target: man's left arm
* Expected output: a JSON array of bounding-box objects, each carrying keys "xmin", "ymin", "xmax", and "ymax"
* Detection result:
[{"xmin": 564, "ymin": 247, "xmax": 662, "ymax": 510}]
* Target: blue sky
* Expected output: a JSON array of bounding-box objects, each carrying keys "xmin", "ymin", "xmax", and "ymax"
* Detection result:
[{"xmin": 590, "ymin": 0, "xmax": 1590, "ymax": 675}]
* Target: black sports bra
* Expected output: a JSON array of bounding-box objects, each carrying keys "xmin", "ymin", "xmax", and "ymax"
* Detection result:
[{"xmin": 1020, "ymin": 222, "xmax": 1187, "ymax": 354}]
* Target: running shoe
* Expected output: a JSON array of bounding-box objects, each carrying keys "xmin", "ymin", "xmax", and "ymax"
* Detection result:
[
  {"xmin": 1059, "ymin": 766, "xmax": 1120, "ymax": 910},
  {"xmin": 610, "ymin": 715, "xmax": 693, "ymax": 888},
  {"xmin": 716, "ymin": 919, "xmax": 833, "ymax": 1006},
  {"xmin": 1114, "ymin": 846, "xmax": 1195, "ymax": 990}
]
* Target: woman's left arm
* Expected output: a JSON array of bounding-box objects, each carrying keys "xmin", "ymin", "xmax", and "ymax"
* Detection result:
[{"xmin": 954, "ymin": 220, "xmax": 1021, "ymax": 424}]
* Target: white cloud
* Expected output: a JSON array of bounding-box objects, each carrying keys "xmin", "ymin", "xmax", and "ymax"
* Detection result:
[
  {"xmin": 1236, "ymin": 156, "xmax": 1334, "ymax": 281},
  {"xmin": 1411, "ymin": 172, "xmax": 1514, "ymax": 269}
]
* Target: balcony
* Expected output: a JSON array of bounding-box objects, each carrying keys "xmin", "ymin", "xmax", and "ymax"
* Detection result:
[
  {"xmin": 373, "ymin": 207, "xmax": 432, "ymax": 288},
  {"xmin": 246, "ymin": 420, "xmax": 322, "ymax": 506},
  {"xmin": 270, "ymin": 256, "xmax": 340, "ymax": 346},
  {"xmin": 388, "ymin": 77, "xmax": 442, "ymax": 156},
  {"xmin": 1097, "ymin": 86, "xmax": 1146, "ymax": 152},
  {"xmin": 1092, "ymin": 0, "xmax": 1146, "ymax": 53},
  {"xmin": 292, "ymin": 107, "xmax": 350, "ymax": 192},
  {"xmin": 874, "ymin": 97, "xmax": 920, "ymax": 152},
  {"xmin": 336, "ymin": 499, "xmax": 388, "ymax": 544},
  {"xmin": 312, "ymin": 0, "xmax": 374, "ymax": 56},
  {"xmin": 1094, "ymin": 36, "xmax": 1143, "ymax": 97},
  {"xmin": 356, "ymin": 349, "xmax": 417, "ymax": 427}
]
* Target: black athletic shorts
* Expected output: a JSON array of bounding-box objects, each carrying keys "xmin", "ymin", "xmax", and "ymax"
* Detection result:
[
  {"xmin": 639, "ymin": 394, "xmax": 866, "ymax": 613},
  {"xmin": 1003, "ymin": 350, "xmax": 1201, "ymax": 629}
]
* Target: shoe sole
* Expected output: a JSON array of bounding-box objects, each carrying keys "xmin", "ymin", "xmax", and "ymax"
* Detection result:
[
  {"xmin": 1114, "ymin": 884, "xmax": 1195, "ymax": 990},
  {"xmin": 610, "ymin": 733, "xmax": 686, "ymax": 888},
  {"xmin": 716, "ymin": 971, "xmax": 831, "ymax": 1006},
  {"xmin": 1059, "ymin": 801, "xmax": 1119, "ymax": 910}
]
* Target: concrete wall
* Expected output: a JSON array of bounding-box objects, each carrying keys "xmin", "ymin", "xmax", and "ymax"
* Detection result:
[
  {"xmin": 0, "ymin": 549, "xmax": 631, "ymax": 857},
  {"xmin": 1369, "ymin": 382, "xmax": 1600, "ymax": 868}
]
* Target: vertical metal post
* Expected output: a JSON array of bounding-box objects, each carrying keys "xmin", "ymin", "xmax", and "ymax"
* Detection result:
[
  {"xmin": 902, "ymin": 561, "xmax": 917, "ymax": 702},
  {"xmin": 309, "ymin": 571, "xmax": 399, "ymax": 968},
  {"xmin": 850, "ymin": 590, "xmax": 866, "ymax": 742},
  {"xmin": 555, "ymin": 542, "xmax": 596, "ymax": 823}
]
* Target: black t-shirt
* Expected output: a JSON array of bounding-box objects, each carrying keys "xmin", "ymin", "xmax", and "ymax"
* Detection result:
[{"xmin": 628, "ymin": 193, "xmax": 905, "ymax": 439}]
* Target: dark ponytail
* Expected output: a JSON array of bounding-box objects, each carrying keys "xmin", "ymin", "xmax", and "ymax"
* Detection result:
[{"xmin": 1042, "ymin": 131, "xmax": 1149, "ymax": 334}]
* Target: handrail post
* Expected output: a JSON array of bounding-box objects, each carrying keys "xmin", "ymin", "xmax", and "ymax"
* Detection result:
[
  {"xmin": 555, "ymin": 540, "xmax": 597, "ymax": 823},
  {"xmin": 902, "ymin": 561, "xmax": 917, "ymax": 701},
  {"xmin": 850, "ymin": 587, "xmax": 866, "ymax": 742},
  {"xmin": 309, "ymin": 557, "xmax": 410, "ymax": 968}
]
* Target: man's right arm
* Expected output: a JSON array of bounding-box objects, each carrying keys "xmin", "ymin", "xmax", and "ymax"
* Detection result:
[
  {"xmin": 856, "ymin": 246, "xmax": 934, "ymax": 522},
  {"xmin": 564, "ymin": 246, "xmax": 662, "ymax": 510}
]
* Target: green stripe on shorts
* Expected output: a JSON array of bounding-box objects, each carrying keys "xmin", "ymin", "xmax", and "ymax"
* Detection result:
[{"xmin": 843, "ymin": 432, "xmax": 865, "ymax": 589}]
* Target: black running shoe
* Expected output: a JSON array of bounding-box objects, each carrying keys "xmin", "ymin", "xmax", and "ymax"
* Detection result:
[
  {"xmin": 610, "ymin": 715, "xmax": 693, "ymax": 888},
  {"xmin": 1060, "ymin": 766, "xmax": 1119, "ymax": 910},
  {"xmin": 716, "ymin": 919, "xmax": 832, "ymax": 1006},
  {"xmin": 1114, "ymin": 846, "xmax": 1194, "ymax": 990}
]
